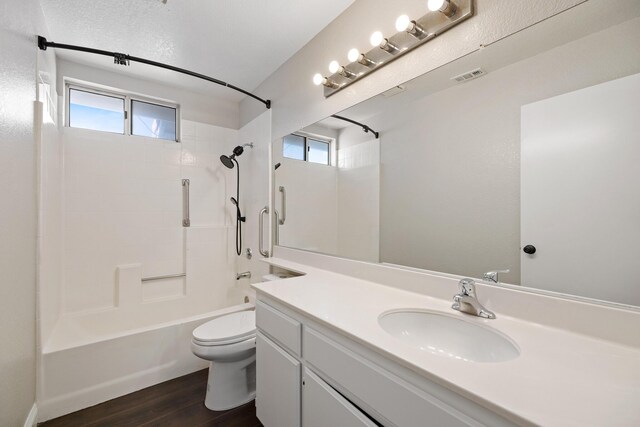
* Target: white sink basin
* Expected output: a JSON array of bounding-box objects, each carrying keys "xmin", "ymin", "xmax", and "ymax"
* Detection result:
[{"xmin": 379, "ymin": 310, "xmax": 519, "ymax": 363}]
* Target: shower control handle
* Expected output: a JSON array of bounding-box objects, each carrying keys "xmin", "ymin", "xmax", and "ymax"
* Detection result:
[{"xmin": 523, "ymin": 245, "xmax": 536, "ymax": 255}]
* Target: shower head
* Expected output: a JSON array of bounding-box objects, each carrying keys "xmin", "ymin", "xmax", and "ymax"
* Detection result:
[
  {"xmin": 220, "ymin": 143, "xmax": 254, "ymax": 169},
  {"xmin": 220, "ymin": 155, "xmax": 235, "ymax": 169}
]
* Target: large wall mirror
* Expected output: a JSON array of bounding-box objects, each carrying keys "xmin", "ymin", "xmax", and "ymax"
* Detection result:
[{"xmin": 273, "ymin": 1, "xmax": 640, "ymax": 309}]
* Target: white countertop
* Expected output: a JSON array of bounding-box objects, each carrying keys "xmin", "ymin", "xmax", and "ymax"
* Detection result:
[{"xmin": 252, "ymin": 258, "xmax": 640, "ymax": 427}]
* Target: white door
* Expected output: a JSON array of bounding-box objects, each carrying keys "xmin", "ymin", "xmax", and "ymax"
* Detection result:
[
  {"xmin": 256, "ymin": 332, "xmax": 301, "ymax": 427},
  {"xmin": 521, "ymin": 73, "xmax": 640, "ymax": 306}
]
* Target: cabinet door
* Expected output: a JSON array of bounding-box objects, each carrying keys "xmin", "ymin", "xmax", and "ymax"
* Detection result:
[
  {"xmin": 256, "ymin": 332, "xmax": 301, "ymax": 427},
  {"xmin": 303, "ymin": 368, "xmax": 378, "ymax": 427}
]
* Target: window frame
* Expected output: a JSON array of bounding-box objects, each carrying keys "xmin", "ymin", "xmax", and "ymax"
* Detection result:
[
  {"xmin": 65, "ymin": 81, "xmax": 180, "ymax": 142},
  {"xmin": 283, "ymin": 132, "xmax": 332, "ymax": 166}
]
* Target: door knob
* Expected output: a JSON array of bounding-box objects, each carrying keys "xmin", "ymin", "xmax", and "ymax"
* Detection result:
[{"xmin": 523, "ymin": 245, "xmax": 536, "ymax": 255}]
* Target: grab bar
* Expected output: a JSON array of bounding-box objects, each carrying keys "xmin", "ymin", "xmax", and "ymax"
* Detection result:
[
  {"xmin": 274, "ymin": 209, "xmax": 280, "ymax": 245},
  {"xmin": 259, "ymin": 206, "xmax": 269, "ymax": 257},
  {"xmin": 141, "ymin": 273, "xmax": 186, "ymax": 282},
  {"xmin": 278, "ymin": 186, "xmax": 286, "ymax": 225},
  {"xmin": 182, "ymin": 179, "xmax": 190, "ymax": 227}
]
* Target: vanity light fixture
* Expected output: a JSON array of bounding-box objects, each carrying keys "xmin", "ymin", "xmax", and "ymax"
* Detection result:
[
  {"xmin": 428, "ymin": 0, "xmax": 457, "ymax": 17},
  {"xmin": 313, "ymin": 0, "xmax": 473, "ymax": 97}
]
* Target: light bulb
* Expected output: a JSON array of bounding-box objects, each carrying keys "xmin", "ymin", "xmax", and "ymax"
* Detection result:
[
  {"xmin": 395, "ymin": 15, "xmax": 411, "ymax": 32},
  {"xmin": 369, "ymin": 31, "xmax": 384, "ymax": 47},
  {"xmin": 427, "ymin": 0, "xmax": 445, "ymax": 11},
  {"xmin": 347, "ymin": 48, "xmax": 360, "ymax": 63},
  {"xmin": 328, "ymin": 60, "xmax": 340, "ymax": 74},
  {"xmin": 428, "ymin": 0, "xmax": 456, "ymax": 17},
  {"xmin": 313, "ymin": 73, "xmax": 323, "ymax": 86}
]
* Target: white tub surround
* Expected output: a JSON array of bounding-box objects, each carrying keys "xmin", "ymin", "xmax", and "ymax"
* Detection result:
[{"xmin": 251, "ymin": 252, "xmax": 640, "ymax": 427}]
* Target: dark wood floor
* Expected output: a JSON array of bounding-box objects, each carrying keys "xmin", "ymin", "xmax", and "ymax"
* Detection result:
[{"xmin": 39, "ymin": 369, "xmax": 262, "ymax": 427}]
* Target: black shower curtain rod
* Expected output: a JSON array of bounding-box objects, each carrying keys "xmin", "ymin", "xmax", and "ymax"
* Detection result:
[
  {"xmin": 37, "ymin": 36, "xmax": 271, "ymax": 109},
  {"xmin": 330, "ymin": 114, "xmax": 379, "ymax": 139}
]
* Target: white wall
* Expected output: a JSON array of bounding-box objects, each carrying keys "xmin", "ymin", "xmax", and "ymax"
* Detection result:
[
  {"xmin": 337, "ymin": 138, "xmax": 379, "ymax": 262},
  {"xmin": 240, "ymin": 0, "xmax": 585, "ymax": 138},
  {"xmin": 0, "ymin": 0, "xmax": 54, "ymax": 425},
  {"xmin": 37, "ymin": 42, "xmax": 63, "ymax": 368}
]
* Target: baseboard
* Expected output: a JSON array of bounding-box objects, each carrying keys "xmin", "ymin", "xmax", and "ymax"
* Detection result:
[{"xmin": 24, "ymin": 403, "xmax": 37, "ymax": 427}]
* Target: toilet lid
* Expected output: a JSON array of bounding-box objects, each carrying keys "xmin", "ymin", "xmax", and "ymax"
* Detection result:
[{"xmin": 192, "ymin": 310, "xmax": 256, "ymax": 345}]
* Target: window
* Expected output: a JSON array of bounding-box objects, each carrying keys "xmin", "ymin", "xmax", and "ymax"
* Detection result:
[
  {"xmin": 282, "ymin": 134, "xmax": 330, "ymax": 165},
  {"xmin": 68, "ymin": 88, "xmax": 125, "ymax": 134},
  {"xmin": 67, "ymin": 83, "xmax": 179, "ymax": 141},
  {"xmin": 307, "ymin": 138, "xmax": 330, "ymax": 165},
  {"xmin": 283, "ymin": 134, "xmax": 305, "ymax": 160},
  {"xmin": 131, "ymin": 100, "xmax": 177, "ymax": 141}
]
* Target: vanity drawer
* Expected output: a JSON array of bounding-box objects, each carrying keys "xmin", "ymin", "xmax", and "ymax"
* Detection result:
[
  {"xmin": 302, "ymin": 367, "xmax": 377, "ymax": 427},
  {"xmin": 256, "ymin": 300, "xmax": 302, "ymax": 356},
  {"xmin": 304, "ymin": 328, "xmax": 478, "ymax": 427}
]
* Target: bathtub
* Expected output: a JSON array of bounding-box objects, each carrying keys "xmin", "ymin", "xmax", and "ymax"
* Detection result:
[{"xmin": 37, "ymin": 302, "xmax": 253, "ymax": 422}]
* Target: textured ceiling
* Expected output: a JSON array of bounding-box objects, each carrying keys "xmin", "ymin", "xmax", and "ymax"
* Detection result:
[{"xmin": 39, "ymin": 0, "xmax": 354, "ymax": 102}]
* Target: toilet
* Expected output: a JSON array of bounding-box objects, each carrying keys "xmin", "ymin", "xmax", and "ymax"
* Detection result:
[{"xmin": 191, "ymin": 310, "xmax": 257, "ymax": 411}]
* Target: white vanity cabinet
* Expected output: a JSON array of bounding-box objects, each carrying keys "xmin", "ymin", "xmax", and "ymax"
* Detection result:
[{"xmin": 255, "ymin": 297, "xmax": 517, "ymax": 427}]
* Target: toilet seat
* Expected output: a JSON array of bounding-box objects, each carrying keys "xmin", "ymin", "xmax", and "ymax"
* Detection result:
[{"xmin": 192, "ymin": 310, "xmax": 256, "ymax": 346}]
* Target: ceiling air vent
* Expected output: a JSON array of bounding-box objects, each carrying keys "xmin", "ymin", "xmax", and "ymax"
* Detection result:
[{"xmin": 451, "ymin": 68, "xmax": 486, "ymax": 83}]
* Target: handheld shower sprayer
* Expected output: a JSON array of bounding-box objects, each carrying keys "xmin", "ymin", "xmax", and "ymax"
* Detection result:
[
  {"xmin": 220, "ymin": 143, "xmax": 253, "ymax": 255},
  {"xmin": 230, "ymin": 197, "xmax": 245, "ymax": 223}
]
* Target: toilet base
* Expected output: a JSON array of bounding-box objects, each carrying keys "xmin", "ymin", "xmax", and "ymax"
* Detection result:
[{"xmin": 204, "ymin": 356, "xmax": 256, "ymax": 411}]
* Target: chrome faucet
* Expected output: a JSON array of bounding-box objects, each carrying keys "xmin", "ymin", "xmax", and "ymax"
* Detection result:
[
  {"xmin": 236, "ymin": 271, "xmax": 251, "ymax": 280},
  {"xmin": 452, "ymin": 278, "xmax": 496, "ymax": 319},
  {"xmin": 482, "ymin": 269, "xmax": 510, "ymax": 284}
]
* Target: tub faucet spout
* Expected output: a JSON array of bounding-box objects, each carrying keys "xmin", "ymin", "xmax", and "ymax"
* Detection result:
[{"xmin": 236, "ymin": 271, "xmax": 251, "ymax": 280}]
